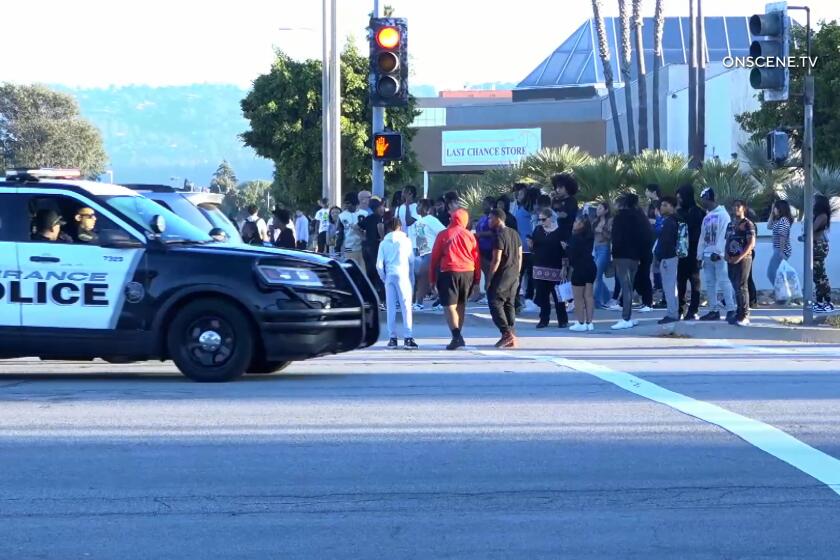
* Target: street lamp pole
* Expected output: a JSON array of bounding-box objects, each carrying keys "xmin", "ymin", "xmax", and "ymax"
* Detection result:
[
  {"xmin": 329, "ymin": 0, "xmax": 342, "ymax": 208},
  {"xmin": 322, "ymin": 0, "xmax": 332, "ymax": 204}
]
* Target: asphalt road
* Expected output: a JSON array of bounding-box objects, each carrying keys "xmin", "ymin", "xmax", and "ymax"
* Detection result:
[{"xmin": 1, "ymin": 313, "xmax": 840, "ymax": 559}]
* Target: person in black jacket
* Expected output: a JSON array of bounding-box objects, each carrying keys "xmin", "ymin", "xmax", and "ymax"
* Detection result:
[
  {"xmin": 551, "ymin": 173, "xmax": 579, "ymax": 239},
  {"xmin": 633, "ymin": 202, "xmax": 655, "ymax": 312},
  {"xmin": 676, "ymin": 183, "xmax": 705, "ymax": 319},
  {"xmin": 655, "ymin": 196, "xmax": 680, "ymax": 324},
  {"xmin": 530, "ymin": 208, "xmax": 568, "ymax": 328},
  {"xmin": 610, "ymin": 193, "xmax": 647, "ymax": 330}
]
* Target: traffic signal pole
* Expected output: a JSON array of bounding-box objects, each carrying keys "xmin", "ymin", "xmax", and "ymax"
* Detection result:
[
  {"xmin": 371, "ymin": 0, "xmax": 386, "ymax": 199},
  {"xmin": 329, "ymin": 0, "xmax": 342, "ymax": 208},
  {"xmin": 321, "ymin": 0, "xmax": 331, "ymax": 203}
]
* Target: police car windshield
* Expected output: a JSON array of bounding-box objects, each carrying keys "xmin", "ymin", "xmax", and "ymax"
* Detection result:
[{"xmin": 102, "ymin": 195, "xmax": 213, "ymax": 243}]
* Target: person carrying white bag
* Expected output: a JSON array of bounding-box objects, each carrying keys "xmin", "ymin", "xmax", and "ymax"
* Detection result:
[{"xmin": 774, "ymin": 259, "xmax": 803, "ymax": 304}]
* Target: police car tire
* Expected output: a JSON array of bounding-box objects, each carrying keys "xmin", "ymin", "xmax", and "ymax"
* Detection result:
[
  {"xmin": 247, "ymin": 360, "xmax": 291, "ymax": 374},
  {"xmin": 166, "ymin": 299, "xmax": 253, "ymax": 383}
]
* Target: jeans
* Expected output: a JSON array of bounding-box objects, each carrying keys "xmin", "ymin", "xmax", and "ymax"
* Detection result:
[
  {"xmin": 767, "ymin": 249, "xmax": 785, "ymax": 290},
  {"xmin": 677, "ymin": 257, "xmax": 701, "ymax": 317},
  {"xmin": 702, "ymin": 256, "xmax": 735, "ymax": 313},
  {"xmin": 659, "ymin": 257, "xmax": 679, "ymax": 319},
  {"xmin": 728, "ymin": 257, "xmax": 752, "ymax": 321},
  {"xmin": 384, "ymin": 274, "xmax": 413, "ymax": 338},
  {"xmin": 593, "ymin": 244, "xmax": 611, "ymax": 307},
  {"xmin": 534, "ymin": 279, "xmax": 568, "ymax": 326},
  {"xmin": 488, "ymin": 281, "xmax": 518, "ymax": 335},
  {"xmin": 614, "ymin": 258, "xmax": 639, "ymax": 321}
]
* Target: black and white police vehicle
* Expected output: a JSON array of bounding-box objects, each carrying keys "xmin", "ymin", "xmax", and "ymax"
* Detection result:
[{"xmin": 0, "ymin": 169, "xmax": 379, "ymax": 382}]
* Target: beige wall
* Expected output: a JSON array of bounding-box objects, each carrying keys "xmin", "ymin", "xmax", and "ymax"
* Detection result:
[{"xmin": 412, "ymin": 122, "xmax": 608, "ymax": 173}]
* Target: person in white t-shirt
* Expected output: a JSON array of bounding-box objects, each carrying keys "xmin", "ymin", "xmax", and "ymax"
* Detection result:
[
  {"xmin": 338, "ymin": 193, "xmax": 367, "ymax": 270},
  {"xmin": 294, "ymin": 210, "xmax": 310, "ymax": 250},
  {"xmin": 395, "ymin": 185, "xmax": 420, "ymax": 247},
  {"xmin": 412, "ymin": 199, "xmax": 446, "ymax": 309},
  {"xmin": 314, "ymin": 198, "xmax": 331, "ymax": 253}
]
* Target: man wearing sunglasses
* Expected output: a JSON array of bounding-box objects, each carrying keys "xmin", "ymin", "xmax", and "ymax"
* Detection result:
[{"xmin": 74, "ymin": 207, "xmax": 99, "ymax": 244}]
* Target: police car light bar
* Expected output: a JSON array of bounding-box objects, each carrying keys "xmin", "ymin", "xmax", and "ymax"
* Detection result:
[{"xmin": 5, "ymin": 168, "xmax": 83, "ymax": 180}]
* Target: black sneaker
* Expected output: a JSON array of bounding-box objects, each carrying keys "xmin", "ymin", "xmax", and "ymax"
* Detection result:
[
  {"xmin": 726, "ymin": 311, "xmax": 737, "ymax": 325},
  {"xmin": 404, "ymin": 338, "xmax": 419, "ymax": 350},
  {"xmin": 536, "ymin": 321, "xmax": 549, "ymax": 329},
  {"xmin": 658, "ymin": 316, "xmax": 679, "ymax": 325},
  {"xmin": 446, "ymin": 336, "xmax": 465, "ymax": 351},
  {"xmin": 387, "ymin": 338, "xmax": 398, "ymax": 349},
  {"xmin": 699, "ymin": 311, "xmax": 720, "ymax": 321},
  {"xmin": 653, "ymin": 300, "xmax": 668, "ymax": 309}
]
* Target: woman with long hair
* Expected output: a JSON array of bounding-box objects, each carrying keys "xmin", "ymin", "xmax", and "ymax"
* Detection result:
[
  {"xmin": 812, "ymin": 194, "xmax": 834, "ymax": 312},
  {"xmin": 593, "ymin": 201, "xmax": 613, "ymax": 309},
  {"xmin": 564, "ymin": 216, "xmax": 597, "ymax": 331},
  {"xmin": 326, "ymin": 206, "xmax": 342, "ymax": 255},
  {"xmin": 531, "ymin": 208, "xmax": 568, "ymax": 328},
  {"xmin": 767, "ymin": 199, "xmax": 793, "ymax": 301}
]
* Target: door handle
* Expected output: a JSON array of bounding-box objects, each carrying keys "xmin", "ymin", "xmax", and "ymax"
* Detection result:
[{"xmin": 30, "ymin": 256, "xmax": 60, "ymax": 263}]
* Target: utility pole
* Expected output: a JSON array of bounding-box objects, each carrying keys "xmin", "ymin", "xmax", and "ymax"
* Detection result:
[
  {"xmin": 322, "ymin": 0, "xmax": 331, "ymax": 203},
  {"xmin": 696, "ymin": 0, "xmax": 706, "ymax": 165},
  {"xmin": 688, "ymin": 0, "xmax": 698, "ymax": 166},
  {"xmin": 371, "ymin": 0, "xmax": 386, "ymax": 199}
]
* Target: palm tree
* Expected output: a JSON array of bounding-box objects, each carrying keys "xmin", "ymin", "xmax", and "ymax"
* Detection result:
[
  {"xmin": 652, "ymin": 0, "xmax": 664, "ymax": 149},
  {"xmin": 520, "ymin": 145, "xmax": 592, "ymax": 184},
  {"xmin": 618, "ymin": 0, "xmax": 637, "ymax": 154},
  {"xmin": 632, "ymin": 0, "xmax": 649, "ymax": 150},
  {"xmin": 592, "ymin": 0, "xmax": 624, "ymax": 153},
  {"xmin": 628, "ymin": 149, "xmax": 697, "ymax": 196},
  {"xmin": 575, "ymin": 154, "xmax": 630, "ymax": 202}
]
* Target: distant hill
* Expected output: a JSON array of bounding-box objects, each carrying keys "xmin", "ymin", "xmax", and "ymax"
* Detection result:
[{"xmin": 55, "ymin": 84, "xmax": 274, "ymax": 185}]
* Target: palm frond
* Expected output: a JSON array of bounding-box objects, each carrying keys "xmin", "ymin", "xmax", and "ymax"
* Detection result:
[
  {"xmin": 519, "ymin": 145, "xmax": 592, "ymax": 184},
  {"xmin": 575, "ymin": 154, "xmax": 629, "ymax": 203},
  {"xmin": 628, "ymin": 149, "xmax": 696, "ymax": 195}
]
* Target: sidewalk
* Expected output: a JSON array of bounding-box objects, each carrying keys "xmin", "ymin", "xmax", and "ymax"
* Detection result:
[{"xmin": 409, "ymin": 302, "xmax": 840, "ymax": 344}]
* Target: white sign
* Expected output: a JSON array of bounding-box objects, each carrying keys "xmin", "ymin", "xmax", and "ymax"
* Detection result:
[{"xmin": 441, "ymin": 128, "xmax": 542, "ymax": 167}]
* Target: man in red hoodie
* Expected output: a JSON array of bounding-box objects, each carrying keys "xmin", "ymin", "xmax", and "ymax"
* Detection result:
[{"xmin": 430, "ymin": 208, "xmax": 481, "ymax": 350}]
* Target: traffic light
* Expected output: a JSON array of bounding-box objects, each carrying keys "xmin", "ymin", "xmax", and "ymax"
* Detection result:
[
  {"xmin": 766, "ymin": 129, "xmax": 790, "ymax": 164},
  {"xmin": 749, "ymin": 3, "xmax": 790, "ymax": 101},
  {"xmin": 372, "ymin": 132, "xmax": 403, "ymax": 161},
  {"xmin": 369, "ymin": 18, "xmax": 408, "ymax": 107}
]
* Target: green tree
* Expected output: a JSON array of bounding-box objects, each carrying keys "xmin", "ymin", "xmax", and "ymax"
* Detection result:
[
  {"xmin": 210, "ymin": 159, "xmax": 238, "ymax": 193},
  {"xmin": 0, "ymin": 83, "xmax": 108, "ymax": 177},
  {"xmin": 241, "ymin": 43, "xmax": 420, "ymax": 205},
  {"xmin": 735, "ymin": 20, "xmax": 840, "ymax": 166},
  {"xmin": 223, "ymin": 180, "xmax": 273, "ymax": 217}
]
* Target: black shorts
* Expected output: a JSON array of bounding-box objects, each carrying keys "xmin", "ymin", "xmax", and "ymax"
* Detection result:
[{"xmin": 437, "ymin": 271, "xmax": 474, "ymax": 307}]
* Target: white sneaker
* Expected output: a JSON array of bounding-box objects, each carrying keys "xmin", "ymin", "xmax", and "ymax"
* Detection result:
[
  {"xmin": 586, "ymin": 323, "xmax": 595, "ymax": 331},
  {"xmin": 431, "ymin": 304, "xmax": 444, "ymax": 312},
  {"xmin": 607, "ymin": 303, "xmax": 622, "ymax": 311},
  {"xmin": 570, "ymin": 322, "xmax": 588, "ymax": 332},
  {"xmin": 637, "ymin": 306, "xmax": 653, "ymax": 313},
  {"xmin": 736, "ymin": 318, "xmax": 751, "ymax": 327},
  {"xmin": 568, "ymin": 321, "xmax": 581, "ymax": 330},
  {"xmin": 611, "ymin": 320, "xmax": 635, "ymax": 330},
  {"xmin": 412, "ymin": 303, "xmax": 424, "ymax": 312}
]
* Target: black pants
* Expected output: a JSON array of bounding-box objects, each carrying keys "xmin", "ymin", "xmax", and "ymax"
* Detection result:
[
  {"xmin": 634, "ymin": 256, "xmax": 653, "ymax": 307},
  {"xmin": 296, "ymin": 240, "xmax": 308, "ymax": 250},
  {"xmin": 534, "ymin": 279, "xmax": 568, "ymax": 326},
  {"xmin": 728, "ymin": 257, "xmax": 752, "ymax": 321},
  {"xmin": 677, "ymin": 257, "xmax": 701, "ymax": 317},
  {"xmin": 363, "ymin": 243, "xmax": 384, "ymax": 300},
  {"xmin": 317, "ymin": 231, "xmax": 327, "ymax": 253},
  {"xmin": 517, "ymin": 252, "xmax": 534, "ymax": 303},
  {"xmin": 747, "ymin": 250, "xmax": 757, "ymax": 306},
  {"xmin": 488, "ymin": 281, "xmax": 518, "ymax": 335}
]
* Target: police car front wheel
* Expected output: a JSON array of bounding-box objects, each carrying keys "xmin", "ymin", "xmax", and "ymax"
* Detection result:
[{"xmin": 166, "ymin": 299, "xmax": 254, "ymax": 382}]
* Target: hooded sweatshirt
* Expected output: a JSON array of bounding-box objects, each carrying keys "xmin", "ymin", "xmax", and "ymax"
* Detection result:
[
  {"xmin": 697, "ymin": 204, "xmax": 731, "ymax": 259},
  {"xmin": 676, "ymin": 184, "xmax": 705, "ymax": 262},
  {"xmin": 376, "ymin": 229, "xmax": 414, "ymax": 280},
  {"xmin": 429, "ymin": 208, "xmax": 481, "ymax": 284}
]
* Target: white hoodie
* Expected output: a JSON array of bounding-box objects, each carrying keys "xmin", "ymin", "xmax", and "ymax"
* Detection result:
[
  {"xmin": 376, "ymin": 230, "xmax": 415, "ymax": 280},
  {"xmin": 697, "ymin": 204, "xmax": 731, "ymax": 259}
]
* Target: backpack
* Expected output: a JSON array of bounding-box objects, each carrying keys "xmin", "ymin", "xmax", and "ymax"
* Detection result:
[
  {"xmin": 676, "ymin": 221, "xmax": 689, "ymax": 258},
  {"xmin": 241, "ymin": 220, "xmax": 262, "ymax": 245}
]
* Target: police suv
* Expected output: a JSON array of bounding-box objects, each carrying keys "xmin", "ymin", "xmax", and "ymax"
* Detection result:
[{"xmin": 0, "ymin": 169, "xmax": 379, "ymax": 382}]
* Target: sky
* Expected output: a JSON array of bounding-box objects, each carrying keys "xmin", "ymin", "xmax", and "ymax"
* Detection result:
[{"xmin": 4, "ymin": 0, "xmax": 840, "ymax": 91}]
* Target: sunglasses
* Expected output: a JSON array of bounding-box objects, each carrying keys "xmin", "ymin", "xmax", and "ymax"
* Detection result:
[{"xmin": 78, "ymin": 213, "xmax": 96, "ymax": 219}]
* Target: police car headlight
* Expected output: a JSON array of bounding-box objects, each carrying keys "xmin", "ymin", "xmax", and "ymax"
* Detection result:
[{"xmin": 257, "ymin": 265, "xmax": 323, "ymax": 288}]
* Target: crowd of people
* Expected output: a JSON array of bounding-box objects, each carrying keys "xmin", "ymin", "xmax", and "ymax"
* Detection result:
[{"xmin": 239, "ymin": 176, "xmax": 835, "ymax": 350}]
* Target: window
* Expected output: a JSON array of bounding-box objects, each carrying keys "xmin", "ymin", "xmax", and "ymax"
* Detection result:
[
  {"xmin": 411, "ymin": 107, "xmax": 447, "ymax": 128},
  {"xmin": 102, "ymin": 195, "xmax": 212, "ymax": 243},
  {"xmin": 25, "ymin": 194, "xmax": 124, "ymax": 245},
  {"xmin": 0, "ymin": 194, "xmax": 24, "ymax": 242}
]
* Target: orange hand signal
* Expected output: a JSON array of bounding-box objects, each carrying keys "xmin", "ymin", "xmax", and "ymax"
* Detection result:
[{"xmin": 375, "ymin": 135, "xmax": 390, "ymax": 158}]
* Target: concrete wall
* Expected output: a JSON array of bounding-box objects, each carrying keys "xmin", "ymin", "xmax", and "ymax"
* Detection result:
[{"xmin": 752, "ymin": 221, "xmax": 840, "ymax": 292}]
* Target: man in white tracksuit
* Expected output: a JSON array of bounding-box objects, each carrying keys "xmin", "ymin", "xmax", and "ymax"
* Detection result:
[
  {"xmin": 697, "ymin": 187, "xmax": 735, "ymax": 322},
  {"xmin": 376, "ymin": 216, "xmax": 419, "ymax": 350}
]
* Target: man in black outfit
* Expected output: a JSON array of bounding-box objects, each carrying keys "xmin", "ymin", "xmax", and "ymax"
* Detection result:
[
  {"xmin": 361, "ymin": 199, "xmax": 386, "ymax": 300},
  {"xmin": 487, "ymin": 209, "xmax": 523, "ymax": 349},
  {"xmin": 725, "ymin": 200, "xmax": 756, "ymax": 327},
  {"xmin": 676, "ymin": 183, "xmax": 705, "ymax": 320},
  {"xmin": 550, "ymin": 173, "xmax": 579, "ymax": 239}
]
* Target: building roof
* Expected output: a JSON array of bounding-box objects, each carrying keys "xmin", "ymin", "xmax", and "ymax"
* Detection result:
[{"xmin": 517, "ymin": 16, "xmax": 752, "ymax": 90}]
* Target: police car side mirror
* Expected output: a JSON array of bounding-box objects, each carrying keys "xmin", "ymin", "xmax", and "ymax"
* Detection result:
[
  {"xmin": 209, "ymin": 227, "xmax": 228, "ymax": 241},
  {"xmin": 151, "ymin": 215, "xmax": 166, "ymax": 234}
]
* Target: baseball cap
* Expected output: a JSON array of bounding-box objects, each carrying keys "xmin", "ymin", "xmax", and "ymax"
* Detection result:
[
  {"xmin": 700, "ymin": 187, "xmax": 715, "ymax": 201},
  {"xmin": 34, "ymin": 209, "xmax": 66, "ymax": 230},
  {"xmin": 358, "ymin": 190, "xmax": 372, "ymax": 200}
]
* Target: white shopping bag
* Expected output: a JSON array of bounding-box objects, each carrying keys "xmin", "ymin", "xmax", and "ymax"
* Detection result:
[
  {"xmin": 774, "ymin": 260, "xmax": 803, "ymax": 302},
  {"xmin": 556, "ymin": 281, "xmax": 574, "ymax": 302}
]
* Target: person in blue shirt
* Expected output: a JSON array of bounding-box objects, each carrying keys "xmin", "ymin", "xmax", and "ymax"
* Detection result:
[{"xmin": 514, "ymin": 186, "xmax": 539, "ymax": 308}]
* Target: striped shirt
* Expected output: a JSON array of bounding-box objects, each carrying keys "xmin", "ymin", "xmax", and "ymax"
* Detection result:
[{"xmin": 772, "ymin": 217, "xmax": 792, "ymax": 258}]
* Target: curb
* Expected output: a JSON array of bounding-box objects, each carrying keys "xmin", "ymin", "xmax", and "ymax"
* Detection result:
[{"xmin": 636, "ymin": 320, "xmax": 840, "ymax": 344}]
